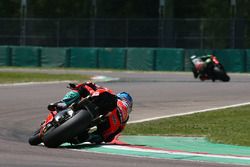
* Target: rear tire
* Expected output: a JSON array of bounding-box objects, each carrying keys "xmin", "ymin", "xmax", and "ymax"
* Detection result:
[{"xmin": 43, "ymin": 109, "xmax": 95, "ymax": 148}]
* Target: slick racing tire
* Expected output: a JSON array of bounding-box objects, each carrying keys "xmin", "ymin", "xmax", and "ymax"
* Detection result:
[
  {"xmin": 28, "ymin": 129, "xmax": 42, "ymax": 146},
  {"xmin": 213, "ymin": 66, "xmax": 230, "ymax": 82},
  {"xmin": 221, "ymin": 75, "xmax": 230, "ymax": 82},
  {"xmin": 43, "ymin": 109, "xmax": 94, "ymax": 148}
]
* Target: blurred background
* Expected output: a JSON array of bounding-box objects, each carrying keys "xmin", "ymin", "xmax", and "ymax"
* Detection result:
[{"xmin": 0, "ymin": 0, "xmax": 249, "ymax": 49}]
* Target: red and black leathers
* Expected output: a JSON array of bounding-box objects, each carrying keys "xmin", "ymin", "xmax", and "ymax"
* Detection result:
[{"xmin": 66, "ymin": 82, "xmax": 129, "ymax": 142}]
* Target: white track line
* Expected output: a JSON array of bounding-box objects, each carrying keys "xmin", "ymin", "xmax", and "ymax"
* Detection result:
[
  {"xmin": 0, "ymin": 75, "xmax": 119, "ymax": 87},
  {"xmin": 0, "ymin": 80, "xmax": 75, "ymax": 87},
  {"xmin": 129, "ymin": 102, "xmax": 250, "ymax": 124},
  {"xmin": 100, "ymin": 145, "xmax": 250, "ymax": 161}
]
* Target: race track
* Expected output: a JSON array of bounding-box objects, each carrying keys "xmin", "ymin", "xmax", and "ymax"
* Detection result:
[{"xmin": 0, "ymin": 70, "xmax": 250, "ymax": 167}]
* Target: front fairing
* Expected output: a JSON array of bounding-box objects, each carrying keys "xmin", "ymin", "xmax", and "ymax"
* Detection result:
[
  {"xmin": 40, "ymin": 108, "xmax": 74, "ymax": 136},
  {"xmin": 54, "ymin": 108, "xmax": 74, "ymax": 123},
  {"xmin": 44, "ymin": 111, "xmax": 57, "ymax": 125}
]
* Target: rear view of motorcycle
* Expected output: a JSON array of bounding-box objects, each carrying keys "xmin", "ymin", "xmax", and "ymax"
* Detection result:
[
  {"xmin": 28, "ymin": 99, "xmax": 101, "ymax": 148},
  {"xmin": 190, "ymin": 55, "xmax": 230, "ymax": 82}
]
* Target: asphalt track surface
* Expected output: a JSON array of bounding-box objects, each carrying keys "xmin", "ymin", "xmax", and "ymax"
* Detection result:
[{"xmin": 1, "ymin": 69, "xmax": 250, "ymax": 167}]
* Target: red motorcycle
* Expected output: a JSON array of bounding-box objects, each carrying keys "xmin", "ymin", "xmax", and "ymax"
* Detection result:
[
  {"xmin": 28, "ymin": 99, "xmax": 102, "ymax": 148},
  {"xmin": 190, "ymin": 55, "xmax": 230, "ymax": 82}
]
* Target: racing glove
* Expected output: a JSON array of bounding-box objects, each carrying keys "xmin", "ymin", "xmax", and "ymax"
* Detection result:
[
  {"xmin": 67, "ymin": 83, "xmax": 76, "ymax": 89},
  {"xmin": 47, "ymin": 103, "xmax": 56, "ymax": 111}
]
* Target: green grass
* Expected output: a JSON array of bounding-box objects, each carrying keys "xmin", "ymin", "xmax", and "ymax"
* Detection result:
[
  {"xmin": 0, "ymin": 71, "xmax": 90, "ymax": 83},
  {"xmin": 124, "ymin": 105, "xmax": 250, "ymax": 147}
]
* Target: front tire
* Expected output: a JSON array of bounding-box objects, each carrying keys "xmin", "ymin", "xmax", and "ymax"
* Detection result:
[
  {"xmin": 213, "ymin": 66, "xmax": 230, "ymax": 82},
  {"xmin": 221, "ymin": 75, "xmax": 230, "ymax": 82},
  {"xmin": 28, "ymin": 129, "xmax": 42, "ymax": 146},
  {"xmin": 43, "ymin": 109, "xmax": 94, "ymax": 148}
]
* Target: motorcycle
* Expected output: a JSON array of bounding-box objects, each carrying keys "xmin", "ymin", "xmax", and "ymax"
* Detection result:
[
  {"xmin": 190, "ymin": 55, "xmax": 230, "ymax": 82},
  {"xmin": 28, "ymin": 99, "xmax": 102, "ymax": 148}
]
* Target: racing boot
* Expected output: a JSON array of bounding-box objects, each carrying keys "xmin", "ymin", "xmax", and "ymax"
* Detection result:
[
  {"xmin": 88, "ymin": 133, "xmax": 103, "ymax": 144},
  {"xmin": 69, "ymin": 132, "xmax": 89, "ymax": 145},
  {"xmin": 199, "ymin": 75, "xmax": 207, "ymax": 81}
]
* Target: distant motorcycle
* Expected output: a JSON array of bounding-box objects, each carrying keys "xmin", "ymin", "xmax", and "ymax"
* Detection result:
[
  {"xmin": 28, "ymin": 99, "xmax": 102, "ymax": 148},
  {"xmin": 190, "ymin": 55, "xmax": 230, "ymax": 82}
]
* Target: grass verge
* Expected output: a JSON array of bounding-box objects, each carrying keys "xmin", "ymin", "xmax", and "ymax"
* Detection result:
[
  {"xmin": 0, "ymin": 71, "xmax": 90, "ymax": 83},
  {"xmin": 124, "ymin": 105, "xmax": 250, "ymax": 147}
]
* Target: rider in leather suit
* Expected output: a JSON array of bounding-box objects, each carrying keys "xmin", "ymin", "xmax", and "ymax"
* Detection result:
[
  {"xmin": 47, "ymin": 81, "xmax": 133, "ymax": 144},
  {"xmin": 190, "ymin": 54, "xmax": 214, "ymax": 80}
]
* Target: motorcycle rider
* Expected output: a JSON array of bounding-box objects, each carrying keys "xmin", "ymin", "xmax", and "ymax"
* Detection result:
[
  {"xmin": 87, "ymin": 91, "xmax": 132, "ymax": 143},
  {"xmin": 47, "ymin": 81, "xmax": 133, "ymax": 144},
  {"xmin": 190, "ymin": 54, "xmax": 214, "ymax": 80}
]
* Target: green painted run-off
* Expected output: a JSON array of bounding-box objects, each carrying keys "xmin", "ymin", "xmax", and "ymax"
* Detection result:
[{"xmin": 63, "ymin": 136, "xmax": 250, "ymax": 166}]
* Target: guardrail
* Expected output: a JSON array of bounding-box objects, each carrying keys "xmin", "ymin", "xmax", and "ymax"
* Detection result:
[{"xmin": 0, "ymin": 46, "xmax": 249, "ymax": 72}]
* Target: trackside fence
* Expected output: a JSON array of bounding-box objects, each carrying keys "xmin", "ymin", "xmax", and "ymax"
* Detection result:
[{"xmin": 0, "ymin": 46, "xmax": 249, "ymax": 72}]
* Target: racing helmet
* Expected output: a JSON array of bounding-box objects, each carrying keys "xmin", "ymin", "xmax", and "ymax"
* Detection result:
[{"xmin": 117, "ymin": 92, "xmax": 133, "ymax": 114}]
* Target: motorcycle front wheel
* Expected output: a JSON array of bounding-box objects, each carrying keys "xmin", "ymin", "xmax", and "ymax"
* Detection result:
[
  {"xmin": 213, "ymin": 66, "xmax": 230, "ymax": 82},
  {"xmin": 28, "ymin": 129, "xmax": 42, "ymax": 146},
  {"xmin": 43, "ymin": 109, "xmax": 95, "ymax": 148}
]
